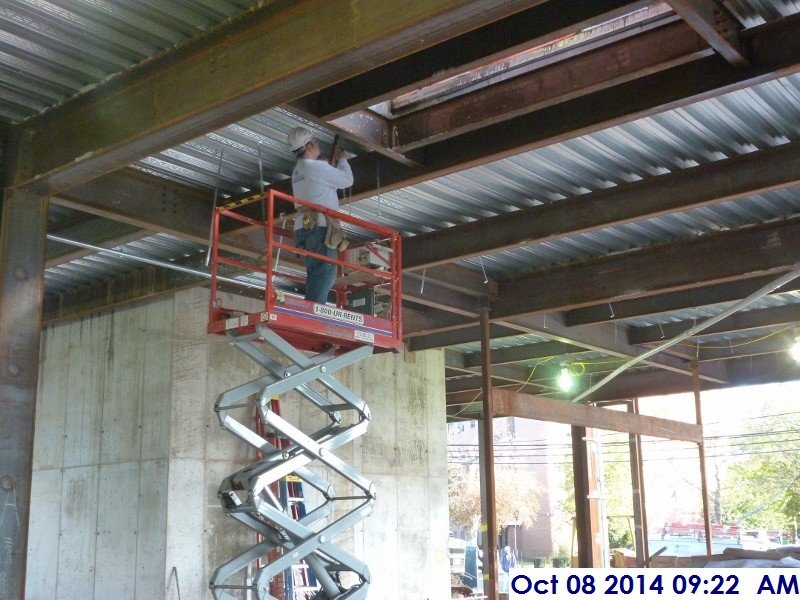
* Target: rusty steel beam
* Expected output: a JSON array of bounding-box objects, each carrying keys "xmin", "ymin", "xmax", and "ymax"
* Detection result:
[
  {"xmin": 403, "ymin": 310, "xmax": 477, "ymax": 339},
  {"xmin": 49, "ymin": 169, "xmax": 491, "ymax": 318},
  {"xmin": 282, "ymin": 104, "xmax": 421, "ymax": 168},
  {"xmin": 446, "ymin": 376, "xmax": 514, "ymax": 394},
  {"xmin": 494, "ymin": 314, "xmax": 729, "ymax": 384},
  {"xmin": 407, "ymin": 322, "xmax": 520, "ymax": 351},
  {"xmin": 493, "ymin": 388, "xmax": 703, "ymax": 442},
  {"xmin": 461, "ymin": 341, "xmax": 586, "ymax": 367},
  {"xmin": 392, "ymin": 20, "xmax": 710, "ymax": 152},
  {"xmin": 27, "ymin": 12, "xmax": 800, "ymax": 238},
  {"xmin": 401, "ymin": 277, "xmax": 482, "ymax": 317},
  {"xmin": 494, "ymin": 217, "xmax": 800, "ymax": 318},
  {"xmin": 46, "ymin": 217, "xmax": 144, "ymax": 268},
  {"xmin": 726, "ymin": 350, "xmax": 800, "ymax": 385},
  {"xmin": 446, "ymin": 372, "xmax": 544, "ymax": 395},
  {"xmin": 0, "ymin": 189, "xmax": 48, "ymax": 600},
  {"xmin": 404, "ymin": 265, "xmax": 497, "ymax": 298},
  {"xmin": 323, "ymin": 13, "xmax": 800, "ymax": 210},
  {"xmin": 566, "ymin": 275, "xmax": 800, "ymax": 326},
  {"xmin": 630, "ymin": 303, "xmax": 800, "ymax": 345},
  {"xmin": 448, "ymin": 352, "xmax": 800, "ymax": 404},
  {"xmin": 445, "ymin": 360, "xmax": 539, "ymax": 387},
  {"xmin": 10, "ymin": 0, "xmax": 536, "ymax": 195},
  {"xmin": 52, "ymin": 169, "xmax": 213, "ymax": 244},
  {"xmin": 403, "ymin": 139, "xmax": 800, "ymax": 270},
  {"xmin": 667, "ymin": 0, "xmax": 747, "ymax": 67},
  {"xmin": 691, "ymin": 332, "xmax": 797, "ymax": 362},
  {"xmin": 329, "ymin": 110, "xmax": 392, "ymax": 151},
  {"xmin": 292, "ymin": 0, "xmax": 651, "ymax": 119},
  {"xmin": 400, "ymin": 15, "xmax": 800, "ymax": 186},
  {"xmin": 445, "ymin": 355, "xmax": 627, "ymax": 392},
  {"xmin": 409, "ymin": 310, "xmax": 731, "ymax": 384}
]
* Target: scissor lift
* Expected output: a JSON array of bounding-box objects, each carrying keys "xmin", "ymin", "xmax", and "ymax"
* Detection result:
[{"xmin": 207, "ymin": 190, "xmax": 402, "ymax": 600}]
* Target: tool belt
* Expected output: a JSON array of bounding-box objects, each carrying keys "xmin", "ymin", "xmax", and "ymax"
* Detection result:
[
  {"xmin": 298, "ymin": 207, "xmax": 318, "ymax": 230},
  {"xmin": 297, "ymin": 208, "xmax": 348, "ymax": 251},
  {"xmin": 324, "ymin": 216, "xmax": 349, "ymax": 251}
]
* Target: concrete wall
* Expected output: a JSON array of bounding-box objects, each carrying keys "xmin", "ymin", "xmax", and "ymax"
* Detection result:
[{"xmin": 26, "ymin": 288, "xmax": 449, "ymax": 599}]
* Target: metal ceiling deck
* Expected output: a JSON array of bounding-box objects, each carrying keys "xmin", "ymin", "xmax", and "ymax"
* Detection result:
[
  {"xmin": 0, "ymin": 0, "xmax": 261, "ymax": 123},
  {"xmin": 44, "ymin": 67, "xmax": 800, "ymax": 356},
  {"xmin": 45, "ymin": 232, "xmax": 206, "ymax": 293},
  {"xmin": 726, "ymin": 0, "xmax": 800, "ymax": 26},
  {"xmin": 21, "ymin": 0, "xmax": 800, "ymax": 358},
  {"xmin": 620, "ymin": 290, "xmax": 800, "ymax": 328},
  {"xmin": 128, "ymin": 71, "xmax": 800, "ymax": 280}
]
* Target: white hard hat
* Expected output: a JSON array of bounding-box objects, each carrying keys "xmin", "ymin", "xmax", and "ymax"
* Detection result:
[{"xmin": 288, "ymin": 127, "xmax": 315, "ymax": 152}]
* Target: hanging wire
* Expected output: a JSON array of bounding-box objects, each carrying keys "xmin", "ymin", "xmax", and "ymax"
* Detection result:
[
  {"xmin": 515, "ymin": 357, "xmax": 554, "ymax": 392},
  {"xmin": 420, "ymin": 268, "xmax": 427, "ymax": 294},
  {"xmin": 681, "ymin": 325, "xmax": 793, "ymax": 349},
  {"xmin": 568, "ymin": 362, "xmax": 586, "ymax": 376},
  {"xmin": 478, "ymin": 255, "xmax": 489, "ymax": 284},
  {"xmin": 450, "ymin": 390, "xmax": 482, "ymax": 418}
]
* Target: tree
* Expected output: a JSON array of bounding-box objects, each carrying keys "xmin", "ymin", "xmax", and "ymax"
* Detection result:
[
  {"xmin": 719, "ymin": 414, "xmax": 800, "ymax": 531},
  {"xmin": 448, "ymin": 463, "xmax": 542, "ymax": 531}
]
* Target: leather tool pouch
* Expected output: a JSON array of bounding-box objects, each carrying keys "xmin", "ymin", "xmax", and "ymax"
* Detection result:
[{"xmin": 299, "ymin": 208, "xmax": 318, "ymax": 230}]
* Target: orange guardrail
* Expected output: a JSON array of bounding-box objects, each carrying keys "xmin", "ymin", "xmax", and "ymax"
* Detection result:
[{"xmin": 207, "ymin": 189, "xmax": 403, "ymax": 353}]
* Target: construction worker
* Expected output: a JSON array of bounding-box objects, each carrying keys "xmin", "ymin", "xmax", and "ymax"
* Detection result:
[{"xmin": 287, "ymin": 127, "xmax": 353, "ymax": 304}]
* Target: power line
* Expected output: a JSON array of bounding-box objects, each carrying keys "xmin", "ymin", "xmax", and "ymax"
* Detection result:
[{"xmin": 449, "ymin": 445, "xmax": 800, "ymax": 466}]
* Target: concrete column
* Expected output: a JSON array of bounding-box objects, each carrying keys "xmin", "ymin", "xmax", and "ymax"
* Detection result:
[
  {"xmin": 26, "ymin": 287, "xmax": 450, "ymax": 598},
  {"xmin": 0, "ymin": 189, "xmax": 47, "ymax": 599}
]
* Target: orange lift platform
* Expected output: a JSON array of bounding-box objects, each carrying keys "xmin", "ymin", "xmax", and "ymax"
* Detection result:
[
  {"xmin": 207, "ymin": 189, "xmax": 401, "ymax": 600},
  {"xmin": 207, "ymin": 189, "xmax": 403, "ymax": 354}
]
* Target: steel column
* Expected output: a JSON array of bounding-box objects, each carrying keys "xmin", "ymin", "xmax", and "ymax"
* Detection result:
[
  {"xmin": 572, "ymin": 427, "xmax": 604, "ymax": 567},
  {"xmin": 0, "ymin": 189, "xmax": 47, "ymax": 599},
  {"xmin": 692, "ymin": 363, "xmax": 713, "ymax": 556},
  {"xmin": 627, "ymin": 400, "xmax": 649, "ymax": 567},
  {"xmin": 478, "ymin": 307, "xmax": 498, "ymax": 600},
  {"xmin": 634, "ymin": 399, "xmax": 650, "ymax": 565}
]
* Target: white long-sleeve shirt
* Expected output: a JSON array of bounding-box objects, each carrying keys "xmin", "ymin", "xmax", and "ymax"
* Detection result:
[{"xmin": 291, "ymin": 158, "xmax": 353, "ymax": 230}]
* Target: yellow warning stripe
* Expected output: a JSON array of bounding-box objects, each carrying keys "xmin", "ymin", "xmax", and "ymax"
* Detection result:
[{"xmin": 217, "ymin": 192, "xmax": 263, "ymax": 212}]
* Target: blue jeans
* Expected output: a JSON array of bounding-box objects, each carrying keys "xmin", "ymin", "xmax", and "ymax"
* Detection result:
[{"xmin": 295, "ymin": 226, "xmax": 337, "ymax": 303}]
